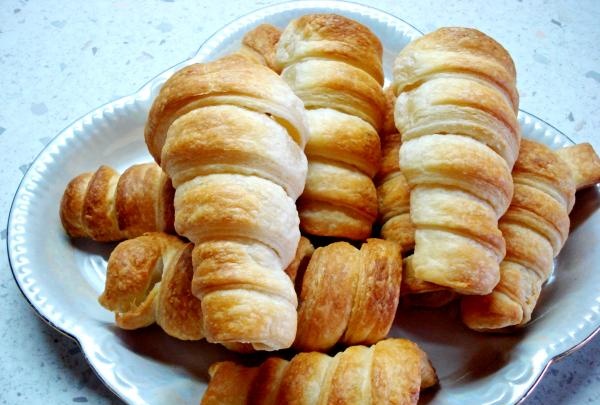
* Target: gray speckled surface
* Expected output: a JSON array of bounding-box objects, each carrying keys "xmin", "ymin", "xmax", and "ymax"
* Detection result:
[{"xmin": 1, "ymin": 0, "xmax": 599, "ymax": 404}]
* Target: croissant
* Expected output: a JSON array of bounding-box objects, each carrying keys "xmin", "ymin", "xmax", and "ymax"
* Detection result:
[
  {"xmin": 276, "ymin": 14, "xmax": 385, "ymax": 239},
  {"xmin": 98, "ymin": 234, "xmax": 316, "ymax": 352},
  {"xmin": 393, "ymin": 27, "xmax": 521, "ymax": 295},
  {"xmin": 144, "ymin": 55, "xmax": 308, "ymax": 351},
  {"xmin": 295, "ymin": 238, "xmax": 402, "ymax": 352},
  {"xmin": 59, "ymin": 163, "xmax": 174, "ymax": 242},
  {"xmin": 98, "ymin": 232, "xmax": 203, "ymax": 340},
  {"xmin": 201, "ymin": 338, "xmax": 437, "ymax": 405},
  {"xmin": 461, "ymin": 140, "xmax": 600, "ymax": 330},
  {"xmin": 234, "ymin": 24, "xmax": 282, "ymax": 72}
]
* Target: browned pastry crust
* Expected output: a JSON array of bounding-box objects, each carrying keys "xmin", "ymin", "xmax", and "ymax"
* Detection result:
[
  {"xmin": 59, "ymin": 163, "xmax": 174, "ymax": 242},
  {"xmin": 145, "ymin": 56, "xmax": 308, "ymax": 351},
  {"xmin": 393, "ymin": 27, "xmax": 518, "ymax": 112},
  {"xmin": 393, "ymin": 28, "xmax": 520, "ymax": 295},
  {"xmin": 201, "ymin": 338, "xmax": 437, "ymax": 405},
  {"xmin": 275, "ymin": 13, "xmax": 384, "ymax": 85},
  {"xmin": 461, "ymin": 139, "xmax": 588, "ymax": 331},
  {"xmin": 234, "ymin": 24, "xmax": 282, "ymax": 72},
  {"xmin": 297, "ymin": 109, "xmax": 380, "ymax": 239},
  {"xmin": 294, "ymin": 239, "xmax": 402, "ymax": 352},
  {"xmin": 556, "ymin": 143, "xmax": 600, "ymax": 190},
  {"xmin": 98, "ymin": 233, "xmax": 203, "ymax": 340}
]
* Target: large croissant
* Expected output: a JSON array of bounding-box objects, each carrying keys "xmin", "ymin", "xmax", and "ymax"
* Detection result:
[
  {"xmin": 59, "ymin": 163, "xmax": 174, "ymax": 241},
  {"xmin": 276, "ymin": 14, "xmax": 385, "ymax": 239},
  {"xmin": 201, "ymin": 338, "xmax": 437, "ymax": 405},
  {"xmin": 294, "ymin": 238, "xmax": 402, "ymax": 352},
  {"xmin": 393, "ymin": 27, "xmax": 521, "ymax": 295},
  {"xmin": 144, "ymin": 56, "xmax": 308, "ymax": 351},
  {"xmin": 461, "ymin": 140, "xmax": 600, "ymax": 330}
]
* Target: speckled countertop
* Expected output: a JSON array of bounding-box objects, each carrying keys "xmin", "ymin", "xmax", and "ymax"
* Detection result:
[{"xmin": 1, "ymin": 0, "xmax": 599, "ymax": 404}]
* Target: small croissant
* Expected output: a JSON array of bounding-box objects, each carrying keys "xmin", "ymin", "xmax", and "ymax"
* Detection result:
[
  {"xmin": 59, "ymin": 163, "xmax": 174, "ymax": 241},
  {"xmin": 294, "ymin": 238, "xmax": 402, "ymax": 352},
  {"xmin": 461, "ymin": 140, "xmax": 600, "ymax": 330},
  {"xmin": 98, "ymin": 232, "xmax": 202, "ymax": 340},
  {"xmin": 201, "ymin": 338, "xmax": 437, "ymax": 405},
  {"xmin": 100, "ymin": 234, "xmax": 316, "ymax": 354}
]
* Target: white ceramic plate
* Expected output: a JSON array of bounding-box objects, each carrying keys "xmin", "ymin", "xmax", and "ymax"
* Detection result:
[{"xmin": 8, "ymin": 1, "xmax": 600, "ymax": 404}]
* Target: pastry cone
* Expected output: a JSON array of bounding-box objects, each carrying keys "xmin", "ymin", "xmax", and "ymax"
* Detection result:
[
  {"xmin": 234, "ymin": 24, "xmax": 282, "ymax": 72},
  {"xmin": 276, "ymin": 14, "xmax": 385, "ymax": 239},
  {"xmin": 393, "ymin": 28, "xmax": 520, "ymax": 295},
  {"xmin": 59, "ymin": 163, "xmax": 174, "ymax": 241},
  {"xmin": 294, "ymin": 239, "xmax": 402, "ymax": 352},
  {"xmin": 461, "ymin": 140, "xmax": 600, "ymax": 330},
  {"xmin": 145, "ymin": 56, "xmax": 308, "ymax": 351},
  {"xmin": 201, "ymin": 338, "xmax": 437, "ymax": 405},
  {"xmin": 98, "ymin": 233, "xmax": 203, "ymax": 340}
]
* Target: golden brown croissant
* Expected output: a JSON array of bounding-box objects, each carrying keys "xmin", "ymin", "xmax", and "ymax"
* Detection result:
[
  {"xmin": 276, "ymin": 14, "xmax": 385, "ymax": 239},
  {"xmin": 461, "ymin": 140, "xmax": 600, "ymax": 330},
  {"xmin": 393, "ymin": 27, "xmax": 521, "ymax": 295},
  {"xmin": 98, "ymin": 234, "xmax": 316, "ymax": 350},
  {"xmin": 59, "ymin": 163, "xmax": 174, "ymax": 242},
  {"xmin": 234, "ymin": 24, "xmax": 282, "ymax": 72},
  {"xmin": 294, "ymin": 238, "xmax": 402, "ymax": 352},
  {"xmin": 201, "ymin": 338, "xmax": 437, "ymax": 405},
  {"xmin": 144, "ymin": 55, "xmax": 308, "ymax": 351},
  {"xmin": 98, "ymin": 232, "xmax": 203, "ymax": 340}
]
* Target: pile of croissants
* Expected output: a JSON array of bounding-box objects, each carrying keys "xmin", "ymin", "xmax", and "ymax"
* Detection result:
[{"xmin": 59, "ymin": 13, "xmax": 600, "ymax": 405}]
